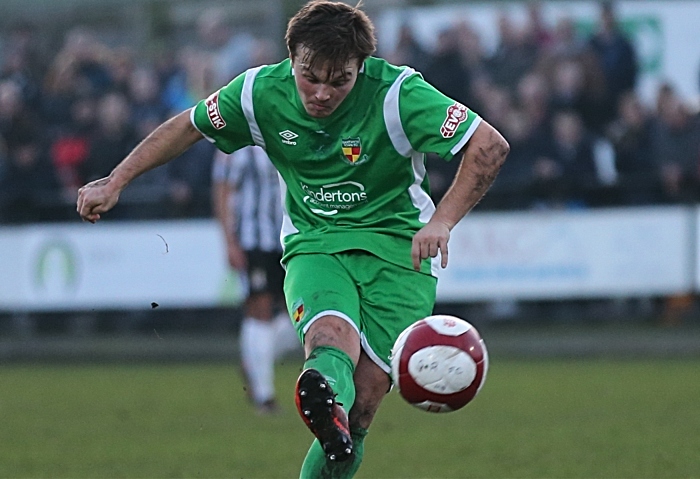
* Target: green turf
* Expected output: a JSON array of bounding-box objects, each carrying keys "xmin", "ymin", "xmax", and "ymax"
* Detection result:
[{"xmin": 1, "ymin": 358, "xmax": 698, "ymax": 478}]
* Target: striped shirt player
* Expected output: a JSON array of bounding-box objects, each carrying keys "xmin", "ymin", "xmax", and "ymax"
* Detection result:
[
  {"xmin": 211, "ymin": 145, "xmax": 283, "ymax": 254},
  {"xmin": 211, "ymin": 145, "xmax": 297, "ymax": 414}
]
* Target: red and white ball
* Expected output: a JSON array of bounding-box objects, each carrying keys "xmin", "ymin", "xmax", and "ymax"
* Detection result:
[{"xmin": 390, "ymin": 315, "xmax": 488, "ymax": 413}]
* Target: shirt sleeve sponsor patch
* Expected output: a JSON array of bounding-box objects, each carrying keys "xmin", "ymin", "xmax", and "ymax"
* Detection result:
[
  {"xmin": 440, "ymin": 102, "xmax": 468, "ymax": 138},
  {"xmin": 206, "ymin": 91, "xmax": 227, "ymax": 130}
]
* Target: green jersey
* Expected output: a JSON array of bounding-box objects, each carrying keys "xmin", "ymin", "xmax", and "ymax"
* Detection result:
[{"xmin": 191, "ymin": 57, "xmax": 482, "ymax": 276}]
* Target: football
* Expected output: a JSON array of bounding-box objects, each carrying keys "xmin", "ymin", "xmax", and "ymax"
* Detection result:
[{"xmin": 390, "ymin": 315, "xmax": 488, "ymax": 413}]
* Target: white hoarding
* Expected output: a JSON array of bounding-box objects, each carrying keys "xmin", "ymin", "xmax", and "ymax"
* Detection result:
[
  {"xmin": 0, "ymin": 207, "xmax": 695, "ymax": 311},
  {"xmin": 0, "ymin": 220, "xmax": 232, "ymax": 311},
  {"xmin": 436, "ymin": 206, "xmax": 693, "ymax": 301}
]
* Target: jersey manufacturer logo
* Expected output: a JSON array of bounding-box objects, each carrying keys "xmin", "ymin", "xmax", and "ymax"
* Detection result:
[
  {"xmin": 301, "ymin": 181, "xmax": 368, "ymax": 216},
  {"xmin": 440, "ymin": 103, "xmax": 468, "ymax": 138},
  {"xmin": 341, "ymin": 137, "xmax": 369, "ymax": 165},
  {"xmin": 279, "ymin": 130, "xmax": 298, "ymax": 145},
  {"xmin": 205, "ymin": 91, "xmax": 226, "ymax": 130}
]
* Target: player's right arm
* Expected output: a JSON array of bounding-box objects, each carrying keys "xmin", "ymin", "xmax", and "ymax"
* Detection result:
[{"xmin": 77, "ymin": 110, "xmax": 203, "ymax": 223}]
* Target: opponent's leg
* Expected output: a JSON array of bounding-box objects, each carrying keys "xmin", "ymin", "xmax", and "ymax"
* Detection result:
[
  {"xmin": 240, "ymin": 292, "xmax": 279, "ymax": 413},
  {"xmin": 273, "ymin": 310, "xmax": 302, "ymax": 360}
]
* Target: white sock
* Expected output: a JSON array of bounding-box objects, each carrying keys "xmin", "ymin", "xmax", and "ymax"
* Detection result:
[
  {"xmin": 239, "ymin": 317, "xmax": 276, "ymax": 404},
  {"xmin": 273, "ymin": 312, "xmax": 301, "ymax": 360}
]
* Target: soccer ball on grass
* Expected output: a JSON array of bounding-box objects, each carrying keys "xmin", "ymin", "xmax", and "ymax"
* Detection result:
[{"xmin": 390, "ymin": 315, "xmax": 488, "ymax": 413}]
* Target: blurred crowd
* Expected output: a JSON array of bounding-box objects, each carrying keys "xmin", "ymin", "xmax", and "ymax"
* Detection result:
[
  {"xmin": 1, "ymin": 1, "xmax": 700, "ymax": 224},
  {"xmin": 387, "ymin": 2, "xmax": 700, "ymax": 210}
]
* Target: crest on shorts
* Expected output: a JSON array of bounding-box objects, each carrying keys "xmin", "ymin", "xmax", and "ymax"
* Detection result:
[
  {"xmin": 292, "ymin": 300, "xmax": 305, "ymax": 323},
  {"xmin": 341, "ymin": 137, "xmax": 368, "ymax": 165}
]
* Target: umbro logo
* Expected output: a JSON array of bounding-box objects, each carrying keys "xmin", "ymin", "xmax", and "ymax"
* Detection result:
[{"xmin": 279, "ymin": 130, "xmax": 298, "ymax": 145}]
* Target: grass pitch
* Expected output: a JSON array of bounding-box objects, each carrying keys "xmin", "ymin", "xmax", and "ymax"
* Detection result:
[{"xmin": 1, "ymin": 358, "xmax": 698, "ymax": 478}]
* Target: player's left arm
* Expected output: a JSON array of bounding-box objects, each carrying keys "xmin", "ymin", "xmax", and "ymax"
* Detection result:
[{"xmin": 411, "ymin": 120, "xmax": 509, "ymax": 271}]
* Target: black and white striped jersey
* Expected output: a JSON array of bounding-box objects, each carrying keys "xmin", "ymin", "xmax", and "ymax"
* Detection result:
[{"xmin": 212, "ymin": 145, "xmax": 283, "ymax": 252}]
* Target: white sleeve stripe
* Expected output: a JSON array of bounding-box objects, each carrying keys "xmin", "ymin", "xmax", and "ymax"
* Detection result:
[
  {"xmin": 383, "ymin": 67, "xmax": 416, "ymax": 157},
  {"xmin": 189, "ymin": 107, "xmax": 216, "ymax": 144},
  {"xmin": 450, "ymin": 115, "xmax": 483, "ymax": 157},
  {"xmin": 279, "ymin": 172, "xmax": 299, "ymax": 245},
  {"xmin": 242, "ymin": 66, "xmax": 266, "ymax": 149},
  {"xmin": 409, "ymin": 150, "xmax": 436, "ymax": 225}
]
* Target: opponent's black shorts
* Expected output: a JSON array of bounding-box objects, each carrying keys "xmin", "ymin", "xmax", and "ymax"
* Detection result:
[{"xmin": 246, "ymin": 249, "xmax": 284, "ymax": 297}]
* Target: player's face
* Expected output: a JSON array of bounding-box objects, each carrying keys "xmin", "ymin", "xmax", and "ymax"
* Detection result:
[{"xmin": 291, "ymin": 48, "xmax": 359, "ymax": 118}]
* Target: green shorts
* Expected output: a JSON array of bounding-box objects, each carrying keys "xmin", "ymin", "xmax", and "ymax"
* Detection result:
[{"xmin": 284, "ymin": 250, "xmax": 437, "ymax": 374}]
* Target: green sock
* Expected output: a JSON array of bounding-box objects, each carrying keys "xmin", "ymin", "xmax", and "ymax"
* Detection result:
[
  {"xmin": 302, "ymin": 346, "xmax": 356, "ymax": 413},
  {"xmin": 299, "ymin": 346, "xmax": 358, "ymax": 479},
  {"xmin": 299, "ymin": 427, "xmax": 368, "ymax": 479}
]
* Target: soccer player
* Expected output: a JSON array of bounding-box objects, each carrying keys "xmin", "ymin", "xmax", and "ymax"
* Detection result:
[
  {"xmin": 211, "ymin": 145, "xmax": 299, "ymax": 414},
  {"xmin": 76, "ymin": 1, "xmax": 510, "ymax": 478}
]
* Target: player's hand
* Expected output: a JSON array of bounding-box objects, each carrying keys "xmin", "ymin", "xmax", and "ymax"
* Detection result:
[
  {"xmin": 76, "ymin": 176, "xmax": 121, "ymax": 223},
  {"xmin": 226, "ymin": 240, "xmax": 248, "ymax": 271},
  {"xmin": 411, "ymin": 220, "xmax": 450, "ymax": 271}
]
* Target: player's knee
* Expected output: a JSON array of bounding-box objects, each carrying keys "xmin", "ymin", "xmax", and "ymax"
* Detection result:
[{"xmin": 304, "ymin": 315, "xmax": 360, "ymax": 360}]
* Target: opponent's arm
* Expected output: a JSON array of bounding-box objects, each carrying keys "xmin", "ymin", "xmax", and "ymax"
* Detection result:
[
  {"xmin": 212, "ymin": 163, "xmax": 247, "ymax": 271},
  {"xmin": 411, "ymin": 120, "xmax": 509, "ymax": 270},
  {"xmin": 77, "ymin": 110, "xmax": 204, "ymax": 223}
]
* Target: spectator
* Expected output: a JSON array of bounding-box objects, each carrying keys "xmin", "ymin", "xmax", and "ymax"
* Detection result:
[
  {"xmin": 385, "ymin": 23, "xmax": 429, "ymax": 72},
  {"xmin": 62, "ymin": 28, "xmax": 114, "ymax": 95},
  {"xmin": 81, "ymin": 92, "xmax": 138, "ymax": 184},
  {"xmin": 196, "ymin": 8, "xmax": 256, "ymax": 88},
  {"xmin": 1, "ymin": 137, "xmax": 61, "ymax": 223},
  {"xmin": 516, "ymin": 72, "xmax": 552, "ymax": 156},
  {"xmin": 549, "ymin": 58, "xmax": 607, "ymax": 133},
  {"xmin": 606, "ymin": 91, "xmax": 658, "ymax": 204},
  {"xmin": 164, "ymin": 139, "xmax": 216, "ymax": 219},
  {"xmin": 49, "ymin": 93, "xmax": 96, "ymax": 198},
  {"xmin": 161, "ymin": 46, "xmax": 211, "ymax": 114},
  {"xmin": 118, "ymin": 113, "xmax": 172, "ymax": 219},
  {"xmin": 530, "ymin": 110, "xmax": 599, "ymax": 209},
  {"xmin": 547, "ymin": 16, "xmax": 587, "ymax": 59},
  {"xmin": 651, "ymin": 87, "xmax": 700, "ymax": 204},
  {"xmin": 486, "ymin": 108, "xmax": 538, "ymax": 210},
  {"xmin": 0, "ymin": 34, "xmax": 42, "ymax": 110},
  {"xmin": 128, "ymin": 65, "xmax": 169, "ymax": 124},
  {"xmin": 587, "ymin": 1, "xmax": 638, "ymax": 126},
  {"xmin": 422, "ymin": 26, "xmax": 471, "ymax": 105},
  {"xmin": 0, "ymin": 76, "xmax": 61, "ymax": 223},
  {"xmin": 0, "ymin": 79, "xmax": 39, "ymax": 151},
  {"xmin": 523, "ymin": 1, "xmax": 554, "ymax": 51},
  {"xmin": 486, "ymin": 12, "xmax": 539, "ymax": 91},
  {"xmin": 108, "ymin": 47, "xmax": 135, "ymax": 95}
]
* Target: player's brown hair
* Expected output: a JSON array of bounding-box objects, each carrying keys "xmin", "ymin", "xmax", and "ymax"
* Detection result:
[{"xmin": 285, "ymin": 0, "xmax": 376, "ymax": 75}]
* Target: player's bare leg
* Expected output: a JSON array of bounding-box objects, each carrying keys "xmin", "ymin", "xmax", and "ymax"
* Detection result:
[{"xmin": 349, "ymin": 352, "xmax": 390, "ymax": 430}]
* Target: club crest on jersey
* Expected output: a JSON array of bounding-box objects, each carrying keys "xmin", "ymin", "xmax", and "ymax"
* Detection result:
[
  {"xmin": 292, "ymin": 300, "xmax": 305, "ymax": 323},
  {"xmin": 440, "ymin": 102, "xmax": 468, "ymax": 138},
  {"xmin": 205, "ymin": 91, "xmax": 226, "ymax": 130},
  {"xmin": 341, "ymin": 137, "xmax": 368, "ymax": 165}
]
